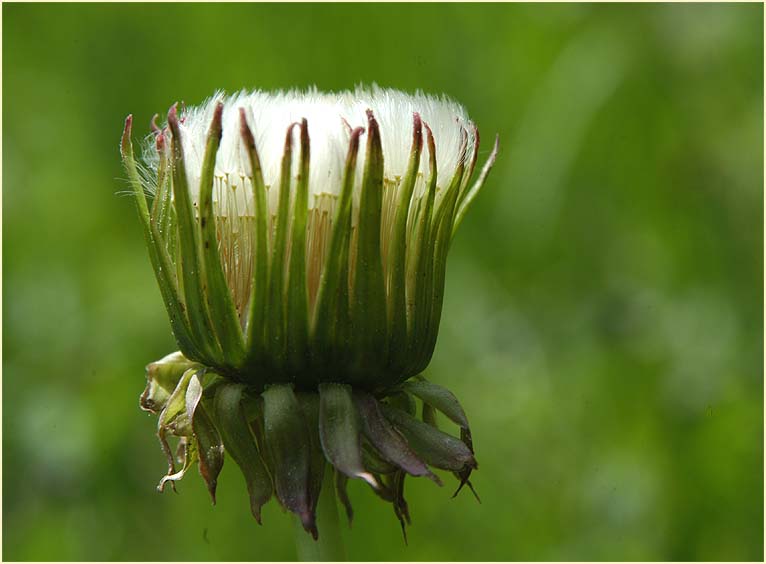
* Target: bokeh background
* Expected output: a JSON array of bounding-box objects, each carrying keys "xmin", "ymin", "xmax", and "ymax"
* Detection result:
[{"xmin": 3, "ymin": 3, "xmax": 763, "ymax": 561}]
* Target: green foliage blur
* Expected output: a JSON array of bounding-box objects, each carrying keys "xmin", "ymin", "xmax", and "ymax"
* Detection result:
[{"xmin": 3, "ymin": 3, "xmax": 763, "ymax": 561}]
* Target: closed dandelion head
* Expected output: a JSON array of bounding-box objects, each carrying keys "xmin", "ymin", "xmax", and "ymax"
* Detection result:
[{"xmin": 122, "ymin": 86, "xmax": 498, "ymax": 540}]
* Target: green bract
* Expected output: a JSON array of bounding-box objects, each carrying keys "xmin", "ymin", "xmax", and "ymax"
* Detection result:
[{"xmin": 122, "ymin": 88, "xmax": 498, "ymax": 539}]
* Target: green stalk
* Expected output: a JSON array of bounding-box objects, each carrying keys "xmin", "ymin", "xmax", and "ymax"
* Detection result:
[{"xmin": 294, "ymin": 465, "xmax": 346, "ymax": 561}]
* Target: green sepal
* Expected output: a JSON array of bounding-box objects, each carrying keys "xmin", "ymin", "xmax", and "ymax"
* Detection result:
[
  {"xmin": 287, "ymin": 120, "xmax": 311, "ymax": 375},
  {"xmin": 261, "ymin": 384, "xmax": 317, "ymax": 538},
  {"xmin": 453, "ymin": 133, "xmax": 500, "ymax": 237},
  {"xmin": 152, "ymin": 134, "xmax": 180, "ymax": 270},
  {"xmin": 333, "ymin": 236, "xmax": 353, "ymax": 371},
  {"xmin": 158, "ymin": 367, "xmax": 197, "ymax": 438},
  {"xmin": 167, "ymin": 105, "xmax": 222, "ymax": 363},
  {"xmin": 120, "ymin": 116, "xmax": 201, "ymax": 361},
  {"xmin": 351, "ymin": 111, "xmax": 388, "ymax": 371},
  {"xmin": 395, "ymin": 471, "xmax": 411, "ymax": 526},
  {"xmin": 312, "ymin": 127, "xmax": 364, "ymax": 360},
  {"xmin": 361, "ymin": 440, "xmax": 398, "ymax": 475},
  {"xmin": 185, "ymin": 373, "xmax": 225, "ymax": 504},
  {"xmin": 213, "ymin": 383, "xmax": 273, "ymax": 523},
  {"xmin": 386, "ymin": 390, "xmax": 416, "ymax": 416},
  {"xmin": 370, "ymin": 473, "xmax": 396, "ymax": 503},
  {"xmin": 140, "ymin": 351, "xmax": 196, "ymax": 414},
  {"xmin": 239, "ymin": 110, "xmax": 271, "ymax": 364},
  {"xmin": 334, "ymin": 469, "xmax": 354, "ymax": 526},
  {"xmin": 422, "ymin": 403, "xmax": 438, "ymax": 427},
  {"xmin": 266, "ymin": 124, "xmax": 297, "ymax": 371},
  {"xmin": 158, "ymin": 437, "xmax": 198, "ymax": 493},
  {"xmin": 431, "ymin": 127, "xmax": 468, "ymax": 232},
  {"xmin": 163, "ymin": 202, "xmax": 179, "ymax": 271},
  {"xmin": 380, "ymin": 404, "xmax": 476, "ymax": 473},
  {"xmin": 197, "ymin": 102, "xmax": 247, "ymax": 368},
  {"xmin": 295, "ymin": 392, "xmax": 326, "ymax": 521},
  {"xmin": 405, "ymin": 378, "xmax": 479, "ymax": 493},
  {"xmin": 243, "ymin": 393, "xmax": 274, "ymax": 472},
  {"xmin": 387, "ymin": 114, "xmax": 423, "ymax": 369},
  {"xmin": 404, "ymin": 123, "xmax": 437, "ymax": 374},
  {"xmin": 355, "ymin": 391, "xmax": 439, "ymax": 484},
  {"xmin": 150, "ymin": 130, "xmax": 171, "ymax": 228},
  {"xmin": 155, "ymin": 367, "xmax": 197, "ymax": 489},
  {"xmin": 318, "ymin": 383, "xmax": 377, "ymax": 487},
  {"xmin": 455, "ymin": 124, "xmax": 481, "ymax": 209},
  {"xmin": 452, "ymin": 425, "xmax": 480, "ymax": 502},
  {"xmin": 428, "ymin": 134, "xmax": 465, "ymax": 244},
  {"xmin": 391, "ymin": 471, "xmax": 410, "ymax": 544},
  {"xmin": 402, "ymin": 378, "xmax": 470, "ymax": 431},
  {"xmin": 411, "ymin": 138, "xmax": 467, "ymax": 376}
]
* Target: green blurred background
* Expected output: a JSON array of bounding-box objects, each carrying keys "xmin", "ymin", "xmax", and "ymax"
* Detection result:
[{"xmin": 3, "ymin": 3, "xmax": 763, "ymax": 561}]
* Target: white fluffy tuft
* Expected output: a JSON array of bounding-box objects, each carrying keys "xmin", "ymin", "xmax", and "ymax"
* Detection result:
[{"xmin": 143, "ymin": 85, "xmax": 476, "ymax": 214}]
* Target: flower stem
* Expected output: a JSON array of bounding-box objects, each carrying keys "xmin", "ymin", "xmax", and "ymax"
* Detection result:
[{"xmin": 294, "ymin": 466, "xmax": 346, "ymax": 561}]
